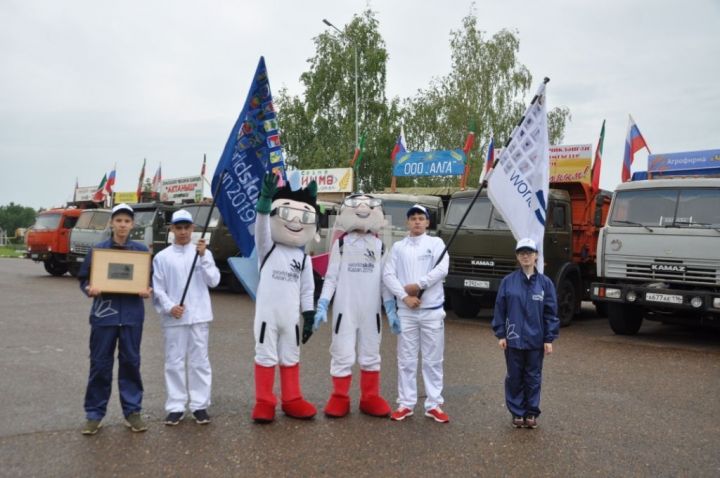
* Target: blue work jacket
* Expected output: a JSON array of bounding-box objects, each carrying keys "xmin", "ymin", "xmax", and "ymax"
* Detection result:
[
  {"xmin": 78, "ymin": 238, "xmax": 149, "ymax": 326},
  {"xmin": 492, "ymin": 268, "xmax": 559, "ymax": 350}
]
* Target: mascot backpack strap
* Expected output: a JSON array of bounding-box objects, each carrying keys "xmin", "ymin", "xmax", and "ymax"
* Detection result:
[
  {"xmin": 260, "ymin": 244, "xmax": 277, "ymax": 272},
  {"xmin": 338, "ymin": 232, "xmax": 348, "ymax": 256}
]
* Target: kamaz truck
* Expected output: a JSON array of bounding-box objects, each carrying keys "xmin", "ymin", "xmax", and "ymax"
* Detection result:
[
  {"xmin": 25, "ymin": 208, "xmax": 82, "ymax": 276},
  {"xmin": 441, "ymin": 182, "xmax": 610, "ymax": 325},
  {"xmin": 591, "ymin": 150, "xmax": 720, "ymax": 334}
]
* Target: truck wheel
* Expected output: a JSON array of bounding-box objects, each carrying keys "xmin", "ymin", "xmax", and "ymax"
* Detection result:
[
  {"xmin": 607, "ymin": 303, "xmax": 643, "ymax": 335},
  {"xmin": 557, "ymin": 279, "xmax": 576, "ymax": 327},
  {"xmin": 44, "ymin": 258, "xmax": 68, "ymax": 276},
  {"xmin": 68, "ymin": 263, "xmax": 81, "ymax": 278},
  {"xmin": 450, "ymin": 291, "xmax": 481, "ymax": 318}
]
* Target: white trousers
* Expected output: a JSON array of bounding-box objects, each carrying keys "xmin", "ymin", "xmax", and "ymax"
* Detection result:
[
  {"xmin": 330, "ymin": 309, "xmax": 382, "ymax": 377},
  {"xmin": 396, "ymin": 308, "xmax": 445, "ymax": 411},
  {"xmin": 254, "ymin": 315, "xmax": 300, "ymax": 367},
  {"xmin": 163, "ymin": 322, "xmax": 212, "ymax": 413}
]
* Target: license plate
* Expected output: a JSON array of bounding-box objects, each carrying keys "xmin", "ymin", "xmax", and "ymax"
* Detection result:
[
  {"xmin": 31, "ymin": 254, "xmax": 38, "ymax": 259},
  {"xmin": 464, "ymin": 279, "xmax": 489, "ymax": 289},
  {"xmin": 645, "ymin": 292, "xmax": 683, "ymax": 304},
  {"xmin": 77, "ymin": 257, "xmax": 84, "ymax": 262}
]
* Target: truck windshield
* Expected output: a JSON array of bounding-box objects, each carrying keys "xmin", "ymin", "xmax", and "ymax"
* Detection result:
[
  {"xmin": 610, "ymin": 188, "xmax": 720, "ymax": 228},
  {"xmin": 445, "ymin": 197, "xmax": 509, "ymax": 230},
  {"xmin": 75, "ymin": 212, "xmax": 94, "ymax": 229},
  {"xmin": 89, "ymin": 212, "xmax": 110, "ymax": 230},
  {"xmin": 382, "ymin": 200, "xmax": 438, "ymax": 230},
  {"xmin": 183, "ymin": 206, "xmax": 221, "ymax": 228},
  {"xmin": 133, "ymin": 211, "xmax": 156, "ymax": 227},
  {"xmin": 32, "ymin": 213, "xmax": 61, "ymax": 230}
]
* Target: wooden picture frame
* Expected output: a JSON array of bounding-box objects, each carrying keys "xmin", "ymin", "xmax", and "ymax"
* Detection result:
[{"xmin": 89, "ymin": 248, "xmax": 151, "ymax": 294}]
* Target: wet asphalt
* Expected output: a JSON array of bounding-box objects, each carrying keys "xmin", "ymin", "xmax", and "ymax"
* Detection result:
[{"xmin": 1, "ymin": 258, "xmax": 719, "ymax": 477}]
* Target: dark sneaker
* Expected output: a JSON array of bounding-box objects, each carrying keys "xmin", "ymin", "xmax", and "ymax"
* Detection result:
[
  {"xmin": 164, "ymin": 412, "xmax": 185, "ymax": 426},
  {"xmin": 525, "ymin": 415, "xmax": 538, "ymax": 429},
  {"xmin": 81, "ymin": 419, "xmax": 102, "ymax": 435},
  {"xmin": 125, "ymin": 412, "xmax": 148, "ymax": 432},
  {"xmin": 512, "ymin": 416, "xmax": 525, "ymax": 428},
  {"xmin": 193, "ymin": 409, "xmax": 211, "ymax": 425}
]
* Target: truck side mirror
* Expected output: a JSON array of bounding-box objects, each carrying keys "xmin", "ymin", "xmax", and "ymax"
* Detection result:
[{"xmin": 594, "ymin": 195, "xmax": 605, "ymax": 228}]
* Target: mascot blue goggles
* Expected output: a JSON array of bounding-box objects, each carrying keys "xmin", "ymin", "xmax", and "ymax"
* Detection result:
[
  {"xmin": 270, "ymin": 206, "xmax": 317, "ymax": 225},
  {"xmin": 343, "ymin": 197, "xmax": 382, "ymax": 208}
]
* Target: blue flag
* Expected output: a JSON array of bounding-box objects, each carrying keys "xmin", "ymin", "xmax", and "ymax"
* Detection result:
[{"xmin": 211, "ymin": 57, "xmax": 286, "ymax": 257}]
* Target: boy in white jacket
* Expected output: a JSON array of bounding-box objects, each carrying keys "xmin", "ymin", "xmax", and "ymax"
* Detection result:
[
  {"xmin": 383, "ymin": 204, "xmax": 449, "ymax": 423},
  {"xmin": 153, "ymin": 209, "xmax": 221, "ymax": 425}
]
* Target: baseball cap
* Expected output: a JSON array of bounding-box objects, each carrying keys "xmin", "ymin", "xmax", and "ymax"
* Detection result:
[
  {"xmin": 171, "ymin": 209, "xmax": 194, "ymax": 224},
  {"xmin": 111, "ymin": 203, "xmax": 134, "ymax": 218},
  {"xmin": 515, "ymin": 237, "xmax": 538, "ymax": 252},
  {"xmin": 406, "ymin": 204, "xmax": 430, "ymax": 219}
]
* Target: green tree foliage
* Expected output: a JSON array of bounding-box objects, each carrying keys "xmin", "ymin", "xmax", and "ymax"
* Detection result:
[
  {"xmin": 401, "ymin": 7, "xmax": 570, "ymax": 186},
  {"xmin": 277, "ymin": 6, "xmax": 570, "ymax": 192},
  {"xmin": 276, "ymin": 9, "xmax": 400, "ymax": 192},
  {"xmin": 0, "ymin": 203, "xmax": 37, "ymax": 236}
]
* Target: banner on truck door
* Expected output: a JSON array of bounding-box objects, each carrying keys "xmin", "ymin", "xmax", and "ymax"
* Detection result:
[
  {"xmin": 549, "ymin": 144, "xmax": 592, "ymax": 184},
  {"xmin": 160, "ymin": 175, "xmax": 204, "ymax": 203},
  {"xmin": 299, "ymin": 168, "xmax": 353, "ymax": 193},
  {"xmin": 393, "ymin": 149, "xmax": 467, "ymax": 177}
]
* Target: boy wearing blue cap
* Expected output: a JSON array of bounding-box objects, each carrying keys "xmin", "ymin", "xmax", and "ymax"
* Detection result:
[{"xmin": 383, "ymin": 204, "xmax": 450, "ymax": 423}]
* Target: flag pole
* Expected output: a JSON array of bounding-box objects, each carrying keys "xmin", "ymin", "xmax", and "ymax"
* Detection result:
[
  {"xmin": 417, "ymin": 78, "xmax": 550, "ymax": 299},
  {"xmin": 179, "ymin": 170, "xmax": 226, "ymax": 306}
]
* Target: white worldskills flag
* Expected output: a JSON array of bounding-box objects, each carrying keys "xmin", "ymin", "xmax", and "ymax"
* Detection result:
[{"xmin": 487, "ymin": 81, "xmax": 550, "ymax": 272}]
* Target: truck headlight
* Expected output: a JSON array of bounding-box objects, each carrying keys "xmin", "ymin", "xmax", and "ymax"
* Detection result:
[
  {"xmin": 713, "ymin": 298, "xmax": 720, "ymax": 309},
  {"xmin": 690, "ymin": 297, "xmax": 703, "ymax": 308},
  {"xmin": 48, "ymin": 246, "xmax": 52, "ymax": 252},
  {"xmin": 626, "ymin": 290, "xmax": 637, "ymax": 302},
  {"xmin": 605, "ymin": 288, "xmax": 622, "ymax": 299}
]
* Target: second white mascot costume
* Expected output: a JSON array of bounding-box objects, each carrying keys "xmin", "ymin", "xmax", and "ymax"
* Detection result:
[
  {"xmin": 252, "ymin": 172, "xmax": 318, "ymax": 423},
  {"xmin": 314, "ymin": 193, "xmax": 395, "ymax": 418}
]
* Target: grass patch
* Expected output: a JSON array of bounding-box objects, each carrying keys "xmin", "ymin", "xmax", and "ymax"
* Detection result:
[{"xmin": 0, "ymin": 245, "xmax": 25, "ymax": 258}]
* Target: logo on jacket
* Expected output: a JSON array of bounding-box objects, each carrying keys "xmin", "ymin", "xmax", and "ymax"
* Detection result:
[
  {"xmin": 532, "ymin": 290, "xmax": 544, "ymax": 301},
  {"xmin": 290, "ymin": 259, "xmax": 303, "ymax": 274},
  {"xmin": 93, "ymin": 299, "xmax": 118, "ymax": 318},
  {"xmin": 505, "ymin": 320, "xmax": 519, "ymax": 340},
  {"xmin": 364, "ymin": 248, "xmax": 376, "ymax": 261}
]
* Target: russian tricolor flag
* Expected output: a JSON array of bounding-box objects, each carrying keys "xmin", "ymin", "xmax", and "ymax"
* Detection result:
[
  {"xmin": 391, "ymin": 126, "xmax": 407, "ymax": 161},
  {"xmin": 622, "ymin": 115, "xmax": 650, "ymax": 182}
]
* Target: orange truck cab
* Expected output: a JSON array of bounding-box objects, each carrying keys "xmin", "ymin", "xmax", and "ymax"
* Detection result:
[{"xmin": 25, "ymin": 208, "xmax": 82, "ymax": 276}]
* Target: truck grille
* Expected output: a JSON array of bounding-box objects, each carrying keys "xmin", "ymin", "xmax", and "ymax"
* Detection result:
[
  {"xmin": 73, "ymin": 244, "xmax": 91, "ymax": 255},
  {"xmin": 606, "ymin": 258, "xmax": 719, "ymax": 286},
  {"xmin": 450, "ymin": 256, "xmax": 516, "ymax": 278}
]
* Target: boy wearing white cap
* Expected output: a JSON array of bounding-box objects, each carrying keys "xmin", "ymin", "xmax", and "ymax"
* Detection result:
[
  {"xmin": 492, "ymin": 238, "xmax": 559, "ymax": 429},
  {"xmin": 383, "ymin": 204, "xmax": 450, "ymax": 423},
  {"xmin": 152, "ymin": 209, "xmax": 220, "ymax": 426},
  {"xmin": 78, "ymin": 204, "xmax": 153, "ymax": 435}
]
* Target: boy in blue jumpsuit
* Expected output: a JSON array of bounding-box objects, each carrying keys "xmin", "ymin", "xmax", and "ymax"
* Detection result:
[
  {"xmin": 492, "ymin": 238, "xmax": 559, "ymax": 429},
  {"xmin": 78, "ymin": 204, "xmax": 153, "ymax": 435}
]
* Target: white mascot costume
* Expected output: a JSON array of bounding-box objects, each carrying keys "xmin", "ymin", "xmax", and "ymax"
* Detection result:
[
  {"xmin": 252, "ymin": 172, "xmax": 319, "ymax": 423},
  {"xmin": 313, "ymin": 193, "xmax": 394, "ymax": 418}
]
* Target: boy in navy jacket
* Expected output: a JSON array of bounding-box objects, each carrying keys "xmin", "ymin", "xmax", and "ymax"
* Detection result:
[{"xmin": 78, "ymin": 204, "xmax": 152, "ymax": 435}]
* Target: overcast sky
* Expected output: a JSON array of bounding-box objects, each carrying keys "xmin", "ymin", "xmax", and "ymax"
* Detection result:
[{"xmin": 2, "ymin": 0, "xmax": 719, "ymax": 209}]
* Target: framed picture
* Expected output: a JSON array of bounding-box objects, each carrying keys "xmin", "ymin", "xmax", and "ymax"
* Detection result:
[{"xmin": 90, "ymin": 249, "xmax": 151, "ymax": 294}]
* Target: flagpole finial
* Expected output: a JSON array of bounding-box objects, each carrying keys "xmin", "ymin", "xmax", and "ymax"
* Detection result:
[{"xmin": 543, "ymin": 77, "xmax": 550, "ymax": 84}]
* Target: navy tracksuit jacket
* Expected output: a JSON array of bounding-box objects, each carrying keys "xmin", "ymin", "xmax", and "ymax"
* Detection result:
[
  {"xmin": 78, "ymin": 239, "xmax": 149, "ymax": 420},
  {"xmin": 492, "ymin": 268, "xmax": 559, "ymax": 418}
]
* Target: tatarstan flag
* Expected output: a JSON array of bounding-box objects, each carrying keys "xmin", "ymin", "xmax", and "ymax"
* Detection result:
[{"xmin": 591, "ymin": 120, "xmax": 605, "ymax": 191}]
